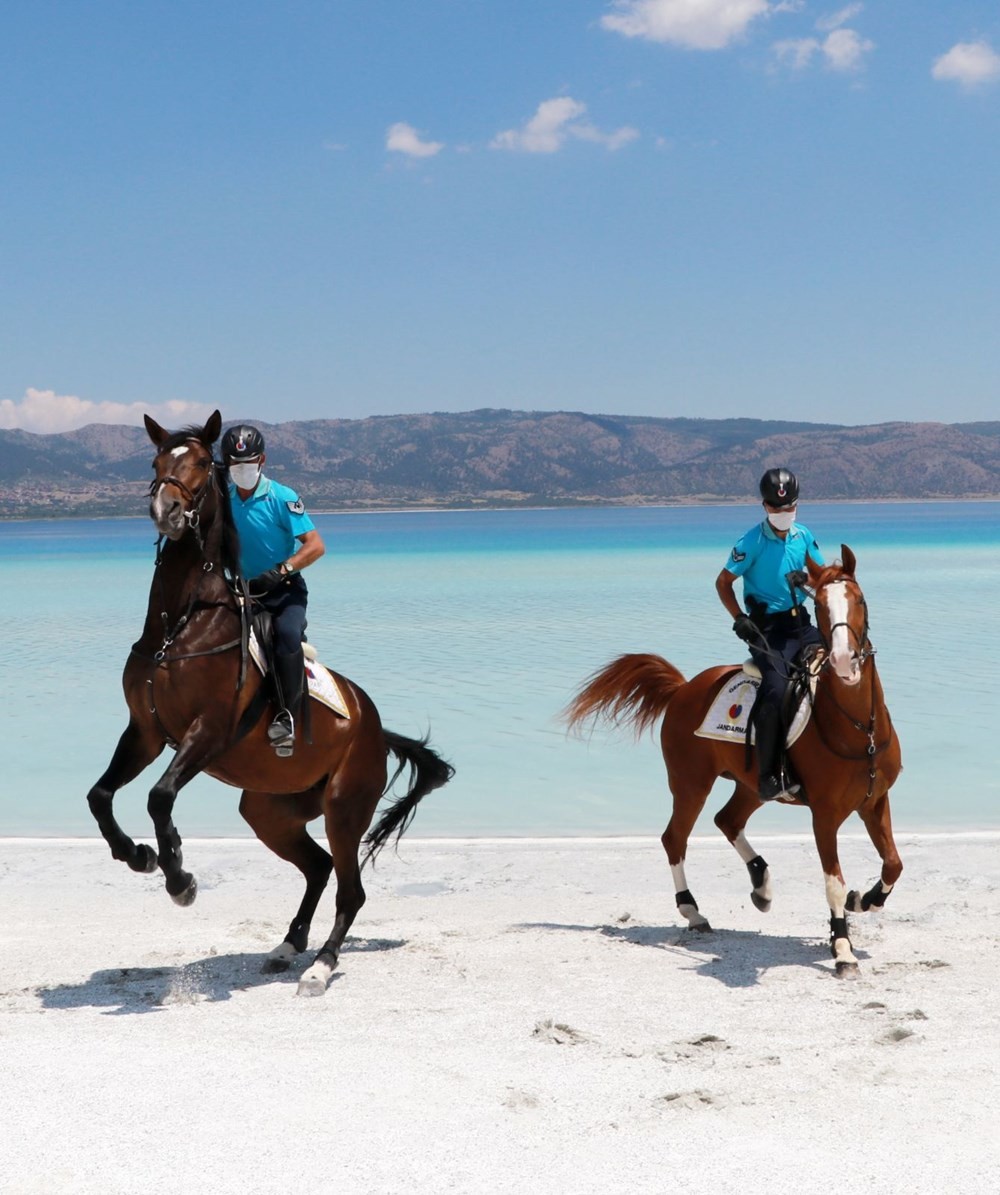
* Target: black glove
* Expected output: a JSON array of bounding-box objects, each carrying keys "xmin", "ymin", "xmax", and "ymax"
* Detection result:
[
  {"xmin": 786, "ymin": 569, "xmax": 808, "ymax": 590},
  {"xmin": 733, "ymin": 614, "xmax": 758, "ymax": 643},
  {"xmin": 248, "ymin": 568, "xmax": 285, "ymax": 597}
]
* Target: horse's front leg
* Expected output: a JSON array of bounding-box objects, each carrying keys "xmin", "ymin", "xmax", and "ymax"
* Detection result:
[
  {"xmin": 812, "ymin": 816, "xmax": 859, "ymax": 978},
  {"xmin": 848, "ymin": 791, "xmax": 903, "ymax": 913},
  {"xmin": 147, "ymin": 720, "xmax": 222, "ymax": 906},
  {"xmin": 87, "ymin": 721, "xmax": 164, "ymax": 874}
]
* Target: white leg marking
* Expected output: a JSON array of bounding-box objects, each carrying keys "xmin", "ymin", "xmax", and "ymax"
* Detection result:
[
  {"xmin": 825, "ymin": 871, "xmax": 849, "ymax": 915},
  {"xmin": 297, "ymin": 958, "xmax": 334, "ymax": 997},
  {"xmin": 735, "ymin": 832, "xmax": 772, "ymax": 904},
  {"xmin": 671, "ymin": 859, "xmax": 710, "ymax": 929}
]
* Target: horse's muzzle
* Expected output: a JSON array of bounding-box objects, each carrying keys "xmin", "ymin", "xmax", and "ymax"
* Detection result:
[{"xmin": 150, "ymin": 493, "xmax": 186, "ymax": 539}]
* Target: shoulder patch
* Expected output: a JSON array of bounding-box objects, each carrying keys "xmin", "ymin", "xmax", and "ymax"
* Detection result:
[
  {"xmin": 287, "ymin": 499, "xmax": 305, "ymax": 515},
  {"xmin": 730, "ymin": 547, "xmax": 746, "ymax": 563}
]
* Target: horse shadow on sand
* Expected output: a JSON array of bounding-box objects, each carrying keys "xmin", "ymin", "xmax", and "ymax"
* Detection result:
[
  {"xmin": 37, "ymin": 936, "xmax": 407, "ymax": 1016},
  {"xmin": 516, "ymin": 921, "xmax": 867, "ymax": 988}
]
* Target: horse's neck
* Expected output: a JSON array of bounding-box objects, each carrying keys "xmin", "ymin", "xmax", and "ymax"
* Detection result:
[
  {"xmin": 151, "ymin": 524, "xmax": 230, "ymax": 612},
  {"xmin": 817, "ymin": 659, "xmax": 888, "ymax": 731}
]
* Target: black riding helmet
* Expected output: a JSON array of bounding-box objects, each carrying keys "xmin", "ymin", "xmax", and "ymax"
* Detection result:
[
  {"xmin": 221, "ymin": 424, "xmax": 265, "ymax": 462},
  {"xmin": 759, "ymin": 467, "xmax": 799, "ymax": 508}
]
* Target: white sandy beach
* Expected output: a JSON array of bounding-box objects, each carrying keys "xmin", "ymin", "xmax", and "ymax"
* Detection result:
[{"xmin": 2, "ymin": 832, "xmax": 999, "ymax": 1194}]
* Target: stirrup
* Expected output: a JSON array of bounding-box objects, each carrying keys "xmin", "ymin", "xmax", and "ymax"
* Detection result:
[{"xmin": 268, "ymin": 711, "xmax": 294, "ymax": 757}]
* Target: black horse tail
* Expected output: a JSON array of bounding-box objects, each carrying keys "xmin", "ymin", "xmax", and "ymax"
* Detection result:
[{"xmin": 361, "ymin": 731, "xmax": 455, "ymax": 869}]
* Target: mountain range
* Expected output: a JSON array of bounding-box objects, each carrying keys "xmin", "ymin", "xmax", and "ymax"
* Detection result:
[{"xmin": 2, "ymin": 409, "xmax": 999, "ymax": 518}]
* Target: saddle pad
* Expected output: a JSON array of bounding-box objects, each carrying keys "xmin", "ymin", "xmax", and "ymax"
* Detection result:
[
  {"xmin": 248, "ymin": 633, "xmax": 351, "ymax": 719},
  {"xmin": 694, "ymin": 669, "xmax": 810, "ymax": 747}
]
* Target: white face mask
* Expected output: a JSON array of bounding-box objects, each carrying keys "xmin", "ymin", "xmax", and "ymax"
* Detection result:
[
  {"xmin": 766, "ymin": 508, "xmax": 796, "ymax": 532},
  {"xmin": 229, "ymin": 462, "xmax": 261, "ymax": 490}
]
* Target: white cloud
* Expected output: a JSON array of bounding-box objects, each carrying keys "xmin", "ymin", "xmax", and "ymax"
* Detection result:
[
  {"xmin": 816, "ymin": 3, "xmax": 863, "ymax": 33},
  {"xmin": 932, "ymin": 41, "xmax": 1000, "ymax": 88},
  {"xmin": 570, "ymin": 122, "xmax": 640, "ymax": 151},
  {"xmin": 0, "ymin": 388, "xmax": 214, "ymax": 435},
  {"xmin": 385, "ymin": 122, "xmax": 444, "ymax": 158},
  {"xmin": 492, "ymin": 97, "xmax": 587, "ymax": 153},
  {"xmin": 822, "ymin": 27, "xmax": 874, "ymax": 70},
  {"xmin": 772, "ymin": 12, "xmax": 873, "ymax": 73},
  {"xmin": 600, "ymin": 0, "xmax": 773, "ymax": 52},
  {"xmin": 491, "ymin": 97, "xmax": 637, "ymax": 154}
]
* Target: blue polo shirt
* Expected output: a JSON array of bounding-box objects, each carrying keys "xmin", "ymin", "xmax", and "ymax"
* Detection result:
[
  {"xmin": 724, "ymin": 520, "xmax": 825, "ymax": 614},
  {"xmin": 228, "ymin": 474, "xmax": 316, "ymax": 578}
]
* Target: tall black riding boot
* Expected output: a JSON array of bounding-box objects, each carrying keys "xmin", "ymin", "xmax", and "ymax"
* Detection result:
[
  {"xmin": 269, "ymin": 648, "xmax": 305, "ymax": 758},
  {"xmin": 755, "ymin": 703, "xmax": 794, "ymax": 802}
]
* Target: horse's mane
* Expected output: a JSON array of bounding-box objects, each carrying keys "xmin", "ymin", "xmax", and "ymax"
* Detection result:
[
  {"xmin": 213, "ymin": 464, "xmax": 244, "ymax": 581},
  {"xmin": 812, "ymin": 560, "xmax": 852, "ymax": 590},
  {"xmin": 157, "ymin": 423, "xmax": 216, "ymax": 453}
]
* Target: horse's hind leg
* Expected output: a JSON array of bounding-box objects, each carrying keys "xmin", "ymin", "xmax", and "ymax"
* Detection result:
[
  {"xmin": 661, "ymin": 780, "xmax": 714, "ymax": 932},
  {"xmin": 715, "ymin": 781, "xmax": 774, "ymax": 913},
  {"xmin": 86, "ymin": 720, "xmax": 164, "ymax": 874},
  {"xmin": 297, "ymin": 782, "xmax": 380, "ymax": 997},
  {"xmin": 848, "ymin": 792, "xmax": 903, "ymax": 913},
  {"xmin": 239, "ymin": 787, "xmax": 333, "ymax": 972}
]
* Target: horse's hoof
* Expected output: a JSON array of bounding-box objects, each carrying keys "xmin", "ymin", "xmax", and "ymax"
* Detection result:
[
  {"xmin": 170, "ymin": 875, "xmax": 198, "ymax": 907},
  {"xmin": 262, "ymin": 942, "xmax": 298, "ymax": 974},
  {"xmin": 127, "ymin": 844, "xmax": 159, "ymax": 874},
  {"xmin": 751, "ymin": 892, "xmax": 772, "ymax": 913},
  {"xmin": 845, "ymin": 890, "xmax": 863, "ymax": 913},
  {"xmin": 835, "ymin": 960, "xmax": 861, "ymax": 979},
  {"xmin": 687, "ymin": 920, "xmax": 713, "ymax": 934},
  {"xmin": 296, "ymin": 957, "xmax": 336, "ymax": 996}
]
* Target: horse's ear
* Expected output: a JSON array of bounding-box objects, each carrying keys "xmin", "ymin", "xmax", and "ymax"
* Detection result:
[
  {"xmin": 204, "ymin": 409, "xmax": 222, "ymax": 444},
  {"xmin": 805, "ymin": 552, "xmax": 824, "ymax": 583},
  {"xmin": 144, "ymin": 414, "xmax": 168, "ymax": 447},
  {"xmin": 841, "ymin": 544, "xmax": 857, "ymax": 577}
]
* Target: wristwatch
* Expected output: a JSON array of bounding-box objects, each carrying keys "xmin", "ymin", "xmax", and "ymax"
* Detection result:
[{"xmin": 279, "ymin": 561, "xmax": 295, "ymax": 577}]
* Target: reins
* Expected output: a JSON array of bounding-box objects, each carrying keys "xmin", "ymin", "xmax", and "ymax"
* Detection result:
[
  {"xmin": 136, "ymin": 454, "xmax": 253, "ymax": 689},
  {"xmin": 808, "ymin": 578, "xmax": 892, "ymax": 802}
]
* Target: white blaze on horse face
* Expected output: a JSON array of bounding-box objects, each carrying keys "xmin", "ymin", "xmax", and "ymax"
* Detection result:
[
  {"xmin": 825, "ymin": 581, "xmax": 861, "ymax": 685},
  {"xmin": 169, "ymin": 445, "xmax": 189, "ymax": 458}
]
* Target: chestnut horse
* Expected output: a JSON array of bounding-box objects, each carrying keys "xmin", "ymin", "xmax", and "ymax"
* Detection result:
[
  {"xmin": 566, "ymin": 547, "xmax": 902, "ymax": 977},
  {"xmin": 86, "ymin": 411, "xmax": 454, "ymax": 995}
]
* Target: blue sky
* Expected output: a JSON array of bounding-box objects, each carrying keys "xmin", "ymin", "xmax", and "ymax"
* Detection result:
[{"xmin": 2, "ymin": 1, "xmax": 999, "ymax": 433}]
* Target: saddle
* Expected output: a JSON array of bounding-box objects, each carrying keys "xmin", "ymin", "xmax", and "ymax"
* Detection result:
[{"xmin": 693, "ymin": 651, "xmax": 824, "ymax": 748}]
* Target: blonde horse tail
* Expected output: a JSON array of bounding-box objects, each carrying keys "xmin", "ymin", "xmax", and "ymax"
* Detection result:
[{"xmin": 563, "ymin": 653, "xmax": 687, "ymax": 739}]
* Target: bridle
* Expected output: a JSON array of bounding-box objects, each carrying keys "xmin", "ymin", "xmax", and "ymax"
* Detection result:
[
  {"xmin": 809, "ymin": 574, "xmax": 891, "ymax": 801},
  {"xmin": 142, "ymin": 445, "xmax": 249, "ymax": 677},
  {"xmin": 148, "ymin": 443, "xmax": 217, "ymax": 552}
]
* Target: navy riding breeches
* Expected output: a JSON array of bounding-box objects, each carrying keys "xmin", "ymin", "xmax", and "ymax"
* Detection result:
[
  {"xmin": 750, "ymin": 609, "xmax": 823, "ymax": 716},
  {"xmin": 258, "ymin": 575, "xmax": 308, "ymax": 655}
]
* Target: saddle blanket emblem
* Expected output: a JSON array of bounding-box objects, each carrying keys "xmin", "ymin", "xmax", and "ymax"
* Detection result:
[
  {"xmin": 248, "ymin": 633, "xmax": 351, "ymax": 719},
  {"xmin": 694, "ymin": 668, "xmax": 812, "ymax": 747}
]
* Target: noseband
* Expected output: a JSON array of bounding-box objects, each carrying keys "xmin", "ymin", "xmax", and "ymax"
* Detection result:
[
  {"xmin": 815, "ymin": 581, "xmax": 873, "ymax": 667},
  {"xmin": 149, "ymin": 446, "xmax": 218, "ymax": 543}
]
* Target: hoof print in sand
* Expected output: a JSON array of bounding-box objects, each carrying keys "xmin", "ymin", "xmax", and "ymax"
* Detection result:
[
  {"xmin": 659, "ymin": 1089, "xmax": 721, "ymax": 1110},
  {"xmin": 533, "ymin": 1018, "xmax": 588, "ymax": 1045}
]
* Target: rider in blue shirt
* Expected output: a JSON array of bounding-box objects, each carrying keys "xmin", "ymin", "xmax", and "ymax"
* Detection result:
[
  {"xmin": 715, "ymin": 468, "xmax": 826, "ymax": 801},
  {"xmin": 222, "ymin": 424, "xmax": 326, "ymax": 756}
]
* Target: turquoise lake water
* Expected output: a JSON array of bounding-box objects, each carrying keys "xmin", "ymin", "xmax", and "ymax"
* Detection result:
[{"xmin": 1, "ymin": 502, "xmax": 996, "ymax": 838}]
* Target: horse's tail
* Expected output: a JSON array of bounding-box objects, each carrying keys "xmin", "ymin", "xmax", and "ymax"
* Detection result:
[
  {"xmin": 564, "ymin": 653, "xmax": 686, "ymax": 738},
  {"xmin": 361, "ymin": 731, "xmax": 455, "ymax": 868}
]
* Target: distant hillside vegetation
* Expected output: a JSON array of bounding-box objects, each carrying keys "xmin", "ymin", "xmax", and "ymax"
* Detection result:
[{"xmin": 2, "ymin": 409, "xmax": 999, "ymax": 518}]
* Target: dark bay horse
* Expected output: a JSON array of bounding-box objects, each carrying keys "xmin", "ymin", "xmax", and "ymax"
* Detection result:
[
  {"xmin": 566, "ymin": 547, "xmax": 902, "ymax": 977},
  {"xmin": 86, "ymin": 410, "xmax": 454, "ymax": 995}
]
